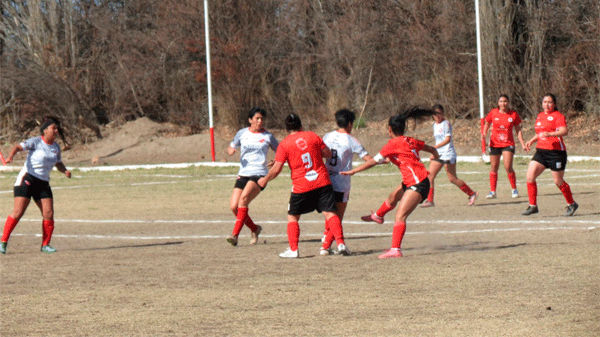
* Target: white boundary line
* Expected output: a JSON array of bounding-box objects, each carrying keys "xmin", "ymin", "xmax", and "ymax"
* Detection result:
[
  {"xmin": 10, "ymin": 218, "xmax": 597, "ymax": 240},
  {"xmin": 0, "ymin": 155, "xmax": 597, "ymax": 172}
]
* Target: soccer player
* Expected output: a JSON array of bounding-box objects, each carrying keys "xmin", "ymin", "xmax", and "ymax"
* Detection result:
[
  {"xmin": 342, "ymin": 108, "xmax": 440, "ymax": 259},
  {"xmin": 522, "ymin": 93, "xmax": 578, "ymax": 216},
  {"xmin": 257, "ymin": 114, "xmax": 349, "ymax": 258},
  {"xmin": 226, "ymin": 107, "xmax": 278, "ymax": 246},
  {"xmin": 481, "ymin": 95, "xmax": 525, "ymax": 199},
  {"xmin": 0, "ymin": 117, "xmax": 72, "ymax": 254},
  {"xmin": 420, "ymin": 104, "xmax": 478, "ymax": 207},
  {"xmin": 320, "ymin": 109, "xmax": 373, "ymax": 255}
]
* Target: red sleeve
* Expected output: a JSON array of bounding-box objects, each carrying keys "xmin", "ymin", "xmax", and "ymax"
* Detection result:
[
  {"xmin": 409, "ymin": 137, "xmax": 425, "ymax": 152},
  {"xmin": 555, "ymin": 112, "xmax": 567, "ymax": 128},
  {"xmin": 513, "ymin": 111, "xmax": 522, "ymax": 126},
  {"xmin": 484, "ymin": 110, "xmax": 494, "ymax": 124},
  {"xmin": 275, "ymin": 141, "xmax": 288, "ymax": 163}
]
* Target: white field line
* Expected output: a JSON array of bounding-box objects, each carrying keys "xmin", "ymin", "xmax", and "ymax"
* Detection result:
[
  {"xmin": 0, "ymin": 170, "xmax": 597, "ymax": 194},
  {"xmin": 10, "ymin": 218, "xmax": 598, "ymax": 240},
  {"xmin": 0, "ymin": 155, "xmax": 597, "ymax": 173}
]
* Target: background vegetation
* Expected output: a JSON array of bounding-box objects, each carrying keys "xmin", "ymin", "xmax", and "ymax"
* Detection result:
[{"xmin": 0, "ymin": 0, "xmax": 598, "ymax": 143}]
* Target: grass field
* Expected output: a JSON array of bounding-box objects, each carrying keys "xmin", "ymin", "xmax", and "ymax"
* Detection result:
[{"xmin": 0, "ymin": 160, "xmax": 598, "ymax": 336}]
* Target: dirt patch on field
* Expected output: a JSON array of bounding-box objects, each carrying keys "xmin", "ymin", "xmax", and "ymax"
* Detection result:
[{"xmin": 7, "ymin": 114, "xmax": 598, "ymax": 167}]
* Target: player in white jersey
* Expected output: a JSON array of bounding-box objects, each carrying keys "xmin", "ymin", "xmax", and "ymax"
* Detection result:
[
  {"xmin": 320, "ymin": 109, "xmax": 372, "ymax": 255},
  {"xmin": 226, "ymin": 108, "xmax": 279, "ymax": 247},
  {"xmin": 421, "ymin": 104, "xmax": 478, "ymax": 207},
  {"xmin": 0, "ymin": 117, "xmax": 72, "ymax": 254}
]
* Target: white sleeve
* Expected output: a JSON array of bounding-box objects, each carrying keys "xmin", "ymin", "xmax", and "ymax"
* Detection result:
[{"xmin": 230, "ymin": 129, "xmax": 244, "ymax": 149}]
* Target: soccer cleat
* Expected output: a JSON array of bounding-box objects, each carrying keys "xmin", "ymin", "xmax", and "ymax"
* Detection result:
[
  {"xmin": 564, "ymin": 202, "xmax": 578, "ymax": 217},
  {"xmin": 337, "ymin": 243, "xmax": 351, "ymax": 256},
  {"xmin": 0, "ymin": 241, "xmax": 7, "ymax": 254},
  {"xmin": 250, "ymin": 225, "xmax": 262, "ymax": 245},
  {"xmin": 521, "ymin": 205, "xmax": 539, "ymax": 216},
  {"xmin": 361, "ymin": 211, "xmax": 384, "ymax": 224},
  {"xmin": 468, "ymin": 192, "xmax": 478, "ymax": 206},
  {"xmin": 486, "ymin": 192, "xmax": 497, "ymax": 199},
  {"xmin": 420, "ymin": 200, "xmax": 435, "ymax": 208},
  {"xmin": 378, "ymin": 248, "xmax": 403, "ymax": 259},
  {"xmin": 40, "ymin": 245, "xmax": 56, "ymax": 254},
  {"xmin": 279, "ymin": 248, "xmax": 299, "ymax": 258},
  {"xmin": 319, "ymin": 248, "xmax": 334, "ymax": 256},
  {"xmin": 511, "ymin": 189, "xmax": 519, "ymax": 198},
  {"xmin": 226, "ymin": 235, "xmax": 238, "ymax": 247}
]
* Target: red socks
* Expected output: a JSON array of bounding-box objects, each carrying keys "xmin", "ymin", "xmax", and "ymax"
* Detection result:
[
  {"xmin": 376, "ymin": 200, "xmax": 394, "ymax": 218},
  {"xmin": 459, "ymin": 183, "xmax": 475, "ymax": 196},
  {"xmin": 558, "ymin": 182, "xmax": 575, "ymax": 205},
  {"xmin": 527, "ymin": 181, "xmax": 537, "ymax": 205},
  {"xmin": 489, "ymin": 172, "xmax": 498, "ymax": 192},
  {"xmin": 1, "ymin": 216, "xmax": 19, "ymax": 243},
  {"xmin": 507, "ymin": 172, "xmax": 517, "ymax": 189},
  {"xmin": 287, "ymin": 221, "xmax": 300, "ymax": 251},
  {"xmin": 42, "ymin": 220, "xmax": 54, "ymax": 246},
  {"xmin": 232, "ymin": 207, "xmax": 257, "ymax": 236},
  {"xmin": 391, "ymin": 222, "xmax": 407, "ymax": 249},
  {"xmin": 427, "ymin": 187, "xmax": 434, "ymax": 202}
]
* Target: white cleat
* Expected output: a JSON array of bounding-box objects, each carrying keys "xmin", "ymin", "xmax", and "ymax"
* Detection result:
[{"xmin": 279, "ymin": 248, "xmax": 299, "ymax": 258}]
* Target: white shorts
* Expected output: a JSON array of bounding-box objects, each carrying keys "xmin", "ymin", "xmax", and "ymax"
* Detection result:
[{"xmin": 329, "ymin": 174, "xmax": 351, "ymax": 203}]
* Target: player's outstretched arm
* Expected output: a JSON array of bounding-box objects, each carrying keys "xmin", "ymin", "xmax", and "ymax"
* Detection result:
[
  {"xmin": 340, "ymin": 157, "xmax": 378, "ymax": 176},
  {"xmin": 422, "ymin": 145, "xmax": 440, "ymax": 161},
  {"xmin": 257, "ymin": 161, "xmax": 284, "ymax": 189},
  {"xmin": 5, "ymin": 144, "xmax": 23, "ymax": 164}
]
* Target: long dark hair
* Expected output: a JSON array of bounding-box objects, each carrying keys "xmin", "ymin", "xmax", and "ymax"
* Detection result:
[
  {"xmin": 40, "ymin": 115, "xmax": 70, "ymax": 148},
  {"xmin": 389, "ymin": 107, "xmax": 435, "ymax": 136}
]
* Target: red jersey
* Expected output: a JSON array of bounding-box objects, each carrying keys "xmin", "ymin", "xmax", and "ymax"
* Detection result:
[
  {"xmin": 377, "ymin": 136, "xmax": 429, "ymax": 186},
  {"xmin": 275, "ymin": 131, "xmax": 331, "ymax": 193},
  {"xmin": 534, "ymin": 110, "xmax": 567, "ymax": 151},
  {"xmin": 484, "ymin": 108, "xmax": 522, "ymax": 147}
]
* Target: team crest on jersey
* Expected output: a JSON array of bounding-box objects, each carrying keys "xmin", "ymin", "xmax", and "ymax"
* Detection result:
[
  {"xmin": 547, "ymin": 116, "xmax": 554, "ymax": 121},
  {"xmin": 508, "ymin": 118, "xmax": 513, "ymax": 122},
  {"xmin": 259, "ymin": 138, "xmax": 265, "ymax": 143},
  {"xmin": 295, "ymin": 138, "xmax": 308, "ymax": 151}
]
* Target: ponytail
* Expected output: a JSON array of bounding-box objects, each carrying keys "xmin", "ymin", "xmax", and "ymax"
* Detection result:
[{"xmin": 389, "ymin": 107, "xmax": 435, "ymax": 136}]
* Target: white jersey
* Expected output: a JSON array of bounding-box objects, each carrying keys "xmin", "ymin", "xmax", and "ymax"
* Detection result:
[
  {"xmin": 15, "ymin": 136, "xmax": 62, "ymax": 184},
  {"xmin": 230, "ymin": 127, "xmax": 278, "ymax": 177},
  {"xmin": 433, "ymin": 120, "xmax": 457, "ymax": 161},
  {"xmin": 323, "ymin": 130, "xmax": 369, "ymax": 201}
]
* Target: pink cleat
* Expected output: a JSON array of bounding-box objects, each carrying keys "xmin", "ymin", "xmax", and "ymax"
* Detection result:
[
  {"xmin": 468, "ymin": 192, "xmax": 478, "ymax": 206},
  {"xmin": 361, "ymin": 211, "xmax": 384, "ymax": 224},
  {"xmin": 378, "ymin": 249, "xmax": 403, "ymax": 259},
  {"xmin": 420, "ymin": 200, "xmax": 435, "ymax": 208}
]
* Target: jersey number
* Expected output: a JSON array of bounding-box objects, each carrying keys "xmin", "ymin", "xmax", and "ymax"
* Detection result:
[
  {"xmin": 328, "ymin": 149, "xmax": 338, "ymax": 166},
  {"xmin": 301, "ymin": 152, "xmax": 313, "ymax": 169}
]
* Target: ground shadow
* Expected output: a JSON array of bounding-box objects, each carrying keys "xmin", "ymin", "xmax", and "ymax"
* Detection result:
[{"xmin": 75, "ymin": 241, "xmax": 184, "ymax": 251}]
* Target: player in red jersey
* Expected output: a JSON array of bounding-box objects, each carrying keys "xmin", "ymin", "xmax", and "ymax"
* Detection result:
[
  {"xmin": 482, "ymin": 95, "xmax": 525, "ymax": 199},
  {"xmin": 257, "ymin": 114, "xmax": 349, "ymax": 258},
  {"xmin": 341, "ymin": 108, "xmax": 440, "ymax": 259},
  {"xmin": 521, "ymin": 93, "xmax": 578, "ymax": 216}
]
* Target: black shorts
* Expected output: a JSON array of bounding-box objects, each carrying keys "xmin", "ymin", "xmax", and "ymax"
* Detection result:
[
  {"xmin": 402, "ymin": 178, "xmax": 430, "ymax": 203},
  {"xmin": 433, "ymin": 158, "xmax": 453, "ymax": 165},
  {"xmin": 532, "ymin": 149, "xmax": 567, "ymax": 171},
  {"xmin": 288, "ymin": 185, "xmax": 337, "ymax": 215},
  {"xmin": 333, "ymin": 191, "xmax": 345, "ymax": 203},
  {"xmin": 234, "ymin": 175, "xmax": 264, "ymax": 190},
  {"xmin": 489, "ymin": 146, "xmax": 515, "ymax": 156},
  {"xmin": 14, "ymin": 173, "xmax": 53, "ymax": 200}
]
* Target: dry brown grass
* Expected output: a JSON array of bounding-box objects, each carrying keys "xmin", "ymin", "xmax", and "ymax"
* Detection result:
[{"xmin": 0, "ymin": 162, "xmax": 598, "ymax": 336}]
